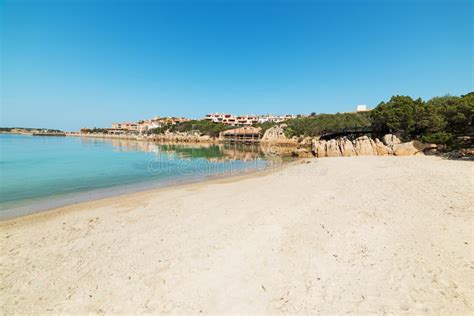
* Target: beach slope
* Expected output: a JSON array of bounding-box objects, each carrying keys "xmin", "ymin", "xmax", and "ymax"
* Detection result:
[{"xmin": 1, "ymin": 156, "xmax": 472, "ymax": 314}]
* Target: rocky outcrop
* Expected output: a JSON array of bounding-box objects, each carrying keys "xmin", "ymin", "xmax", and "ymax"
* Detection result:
[
  {"xmin": 312, "ymin": 139, "xmax": 327, "ymax": 158},
  {"xmin": 382, "ymin": 134, "xmax": 401, "ymax": 147},
  {"xmin": 326, "ymin": 139, "xmax": 342, "ymax": 157},
  {"xmin": 300, "ymin": 134, "xmax": 426, "ymax": 158},
  {"xmin": 375, "ymin": 138, "xmax": 390, "ymax": 155},
  {"xmin": 291, "ymin": 148, "xmax": 314, "ymax": 158},
  {"xmin": 353, "ymin": 136, "xmax": 377, "ymax": 156},
  {"xmin": 444, "ymin": 148, "xmax": 474, "ymax": 160},
  {"xmin": 423, "ymin": 143, "xmax": 439, "ymax": 155},
  {"xmin": 261, "ymin": 125, "xmax": 298, "ymax": 145},
  {"xmin": 300, "ymin": 137, "xmax": 313, "ymax": 147},
  {"xmin": 152, "ymin": 132, "xmax": 218, "ymax": 143},
  {"xmin": 261, "ymin": 125, "xmax": 285, "ymax": 141},
  {"xmin": 338, "ymin": 137, "xmax": 356, "ymax": 157},
  {"xmin": 393, "ymin": 141, "xmax": 424, "ymax": 156},
  {"xmin": 260, "ymin": 143, "xmax": 295, "ymax": 156}
]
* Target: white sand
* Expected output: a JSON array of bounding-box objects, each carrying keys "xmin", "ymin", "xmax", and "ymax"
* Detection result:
[{"xmin": 1, "ymin": 156, "xmax": 473, "ymax": 314}]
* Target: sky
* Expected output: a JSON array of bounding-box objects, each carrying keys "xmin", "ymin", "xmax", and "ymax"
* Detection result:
[{"xmin": 1, "ymin": 0, "xmax": 472, "ymax": 131}]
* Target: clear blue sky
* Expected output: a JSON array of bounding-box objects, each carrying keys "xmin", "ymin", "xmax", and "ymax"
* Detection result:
[{"xmin": 1, "ymin": 0, "xmax": 472, "ymax": 131}]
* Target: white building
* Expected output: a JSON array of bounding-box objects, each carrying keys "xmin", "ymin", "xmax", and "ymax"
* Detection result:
[
  {"xmin": 236, "ymin": 115, "xmax": 258, "ymax": 126},
  {"xmin": 138, "ymin": 120, "xmax": 163, "ymax": 133},
  {"xmin": 356, "ymin": 105, "xmax": 368, "ymax": 112},
  {"xmin": 111, "ymin": 122, "xmax": 138, "ymax": 131},
  {"xmin": 204, "ymin": 113, "xmax": 238, "ymax": 125},
  {"xmin": 257, "ymin": 114, "xmax": 295, "ymax": 124},
  {"xmin": 205, "ymin": 113, "xmax": 299, "ymax": 126}
]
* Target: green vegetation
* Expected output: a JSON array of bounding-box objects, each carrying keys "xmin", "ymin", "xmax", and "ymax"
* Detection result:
[
  {"xmin": 253, "ymin": 112, "xmax": 372, "ymax": 138},
  {"xmin": 254, "ymin": 121, "xmax": 279, "ymax": 134},
  {"xmin": 87, "ymin": 128, "xmax": 109, "ymax": 134},
  {"xmin": 262, "ymin": 92, "xmax": 473, "ymax": 147},
  {"xmin": 371, "ymin": 96, "xmax": 445, "ymax": 139},
  {"xmin": 371, "ymin": 93, "xmax": 473, "ymax": 146},
  {"xmin": 152, "ymin": 120, "xmax": 234, "ymax": 137},
  {"xmin": 283, "ymin": 112, "xmax": 372, "ymax": 138}
]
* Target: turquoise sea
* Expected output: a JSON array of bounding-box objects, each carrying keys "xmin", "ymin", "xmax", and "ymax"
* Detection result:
[{"xmin": 0, "ymin": 134, "xmax": 270, "ymax": 220}]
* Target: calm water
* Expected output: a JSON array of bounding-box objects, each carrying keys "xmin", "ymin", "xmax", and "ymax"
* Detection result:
[{"xmin": 0, "ymin": 134, "xmax": 271, "ymax": 219}]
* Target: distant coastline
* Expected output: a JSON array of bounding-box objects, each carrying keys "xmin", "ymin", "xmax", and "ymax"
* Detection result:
[
  {"xmin": 3, "ymin": 91, "xmax": 473, "ymax": 159},
  {"xmin": 0, "ymin": 127, "xmax": 64, "ymax": 135}
]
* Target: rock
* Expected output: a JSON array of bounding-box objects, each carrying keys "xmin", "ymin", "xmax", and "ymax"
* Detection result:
[
  {"xmin": 338, "ymin": 137, "xmax": 356, "ymax": 156},
  {"xmin": 261, "ymin": 125, "xmax": 287, "ymax": 142},
  {"xmin": 423, "ymin": 143, "xmax": 437, "ymax": 151},
  {"xmin": 292, "ymin": 148, "xmax": 314, "ymax": 158},
  {"xmin": 375, "ymin": 138, "xmax": 390, "ymax": 155},
  {"xmin": 312, "ymin": 140, "xmax": 327, "ymax": 157},
  {"xmin": 260, "ymin": 144, "xmax": 294, "ymax": 156},
  {"xmin": 353, "ymin": 136, "xmax": 377, "ymax": 156},
  {"xmin": 382, "ymin": 134, "xmax": 401, "ymax": 147},
  {"xmin": 393, "ymin": 141, "xmax": 424, "ymax": 156},
  {"xmin": 464, "ymin": 149, "xmax": 474, "ymax": 156},
  {"xmin": 153, "ymin": 132, "xmax": 218, "ymax": 143},
  {"xmin": 261, "ymin": 125, "xmax": 298, "ymax": 145},
  {"xmin": 445, "ymin": 149, "xmax": 466, "ymax": 159},
  {"xmin": 309, "ymin": 135, "xmax": 431, "ymax": 158},
  {"xmin": 326, "ymin": 139, "xmax": 341, "ymax": 157},
  {"xmin": 300, "ymin": 137, "xmax": 313, "ymax": 147},
  {"xmin": 422, "ymin": 143, "xmax": 438, "ymax": 155},
  {"xmin": 369, "ymin": 138, "xmax": 378, "ymax": 155}
]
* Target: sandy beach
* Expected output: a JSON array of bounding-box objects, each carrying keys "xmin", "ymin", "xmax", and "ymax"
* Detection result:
[{"xmin": 1, "ymin": 156, "xmax": 472, "ymax": 314}]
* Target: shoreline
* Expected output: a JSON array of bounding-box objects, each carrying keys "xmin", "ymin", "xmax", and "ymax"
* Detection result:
[
  {"xmin": 0, "ymin": 158, "xmax": 294, "ymax": 222},
  {"xmin": 67, "ymin": 132, "xmax": 156, "ymax": 141},
  {"xmin": 0, "ymin": 133, "xmax": 293, "ymax": 222},
  {"xmin": 69, "ymin": 133, "xmax": 301, "ymax": 148}
]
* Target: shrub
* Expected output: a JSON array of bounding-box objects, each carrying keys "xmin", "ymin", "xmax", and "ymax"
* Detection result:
[
  {"xmin": 420, "ymin": 132, "xmax": 454, "ymax": 144},
  {"xmin": 283, "ymin": 112, "xmax": 372, "ymax": 138}
]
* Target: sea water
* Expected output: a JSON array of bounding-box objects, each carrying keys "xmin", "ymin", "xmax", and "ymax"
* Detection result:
[{"xmin": 0, "ymin": 134, "xmax": 269, "ymax": 219}]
